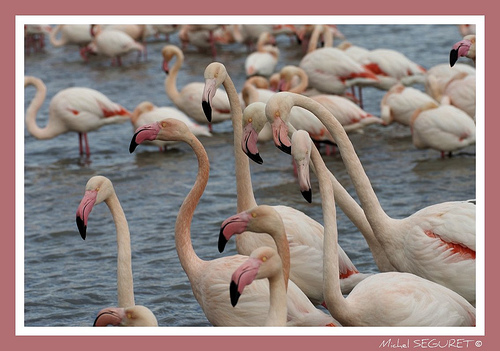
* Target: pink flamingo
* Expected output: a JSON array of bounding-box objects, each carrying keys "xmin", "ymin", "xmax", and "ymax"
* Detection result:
[
  {"xmin": 450, "ymin": 35, "xmax": 476, "ymax": 67},
  {"xmin": 24, "ymin": 76, "xmax": 130, "ymax": 157}
]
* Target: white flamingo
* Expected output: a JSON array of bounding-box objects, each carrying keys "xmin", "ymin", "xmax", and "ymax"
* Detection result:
[
  {"xmin": 450, "ymin": 34, "xmax": 476, "ymax": 67},
  {"xmin": 380, "ymin": 83, "xmax": 440, "ymax": 126},
  {"xmin": 244, "ymin": 32, "xmax": 280, "ymax": 78},
  {"xmin": 161, "ymin": 45, "xmax": 231, "ymax": 131},
  {"xmin": 24, "ymin": 76, "xmax": 130, "ymax": 157},
  {"xmin": 230, "ymin": 245, "xmax": 287, "ymax": 326},
  {"xmin": 202, "ymin": 62, "xmax": 369, "ymax": 305},
  {"xmin": 130, "ymin": 101, "xmax": 211, "ymax": 151},
  {"xmin": 438, "ymin": 72, "xmax": 476, "ymax": 120},
  {"xmin": 128, "ymin": 118, "xmax": 338, "ymax": 326},
  {"xmin": 81, "ymin": 25, "xmax": 145, "ymax": 66},
  {"xmin": 265, "ymin": 92, "xmax": 476, "ymax": 306},
  {"xmin": 424, "ymin": 62, "xmax": 475, "ymax": 101},
  {"xmin": 48, "ymin": 24, "xmax": 92, "ymax": 48},
  {"xmin": 410, "ymin": 103, "xmax": 476, "ymax": 158},
  {"xmin": 291, "ymin": 129, "xmax": 475, "ymax": 326},
  {"xmin": 76, "ymin": 176, "xmax": 158, "ymax": 327}
]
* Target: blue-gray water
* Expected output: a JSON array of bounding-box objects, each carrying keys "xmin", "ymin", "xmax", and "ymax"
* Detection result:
[{"xmin": 23, "ymin": 23, "xmax": 476, "ymax": 328}]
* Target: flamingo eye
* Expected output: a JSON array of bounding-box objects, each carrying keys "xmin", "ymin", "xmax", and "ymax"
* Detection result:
[
  {"xmin": 161, "ymin": 121, "xmax": 167, "ymax": 128},
  {"xmin": 275, "ymin": 111, "xmax": 280, "ymax": 118},
  {"xmin": 262, "ymin": 256, "xmax": 267, "ymax": 262},
  {"xmin": 248, "ymin": 118, "xmax": 253, "ymax": 123},
  {"xmin": 251, "ymin": 212, "xmax": 257, "ymax": 218}
]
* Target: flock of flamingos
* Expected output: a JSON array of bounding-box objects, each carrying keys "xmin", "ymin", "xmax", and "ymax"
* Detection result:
[{"xmin": 24, "ymin": 23, "xmax": 477, "ymax": 327}]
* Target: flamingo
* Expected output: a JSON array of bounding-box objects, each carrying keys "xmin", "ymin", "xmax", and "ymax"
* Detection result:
[
  {"xmin": 291, "ymin": 129, "xmax": 475, "ymax": 326},
  {"xmin": 279, "ymin": 65, "xmax": 384, "ymax": 134},
  {"xmin": 380, "ymin": 83, "xmax": 440, "ymax": 126},
  {"xmin": 299, "ymin": 25, "xmax": 378, "ymax": 102},
  {"xmin": 242, "ymin": 101, "xmax": 395, "ymax": 273},
  {"xmin": 265, "ymin": 92, "xmax": 476, "ymax": 306},
  {"xmin": 202, "ymin": 62, "xmax": 370, "ymax": 304},
  {"xmin": 450, "ymin": 35, "xmax": 476, "ymax": 67},
  {"xmin": 162, "ymin": 45, "xmax": 231, "ymax": 131},
  {"xmin": 130, "ymin": 101, "xmax": 211, "ymax": 152},
  {"xmin": 24, "ymin": 24, "xmax": 52, "ymax": 54},
  {"xmin": 75, "ymin": 176, "xmax": 158, "ymax": 327},
  {"xmin": 410, "ymin": 103, "xmax": 476, "ymax": 158},
  {"xmin": 425, "ymin": 62, "xmax": 476, "ymax": 101},
  {"xmin": 240, "ymin": 76, "xmax": 274, "ymax": 141},
  {"xmin": 24, "ymin": 76, "xmax": 131, "ymax": 157},
  {"xmin": 81, "ymin": 25, "xmax": 145, "ymax": 66},
  {"xmin": 230, "ymin": 246, "xmax": 287, "ymax": 326},
  {"xmin": 458, "ymin": 24, "xmax": 476, "ymax": 37},
  {"xmin": 438, "ymin": 72, "xmax": 476, "ymax": 120},
  {"xmin": 48, "ymin": 24, "xmax": 92, "ymax": 48},
  {"xmin": 178, "ymin": 24, "xmax": 225, "ymax": 58},
  {"xmin": 244, "ymin": 32, "xmax": 280, "ymax": 78},
  {"xmin": 128, "ymin": 118, "xmax": 338, "ymax": 326}
]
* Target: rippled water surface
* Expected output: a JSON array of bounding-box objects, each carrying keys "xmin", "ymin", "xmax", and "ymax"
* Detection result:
[{"xmin": 23, "ymin": 23, "xmax": 477, "ymax": 328}]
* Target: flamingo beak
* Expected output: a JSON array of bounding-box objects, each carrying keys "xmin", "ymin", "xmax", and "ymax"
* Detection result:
[
  {"xmin": 129, "ymin": 122, "xmax": 161, "ymax": 153},
  {"xmin": 218, "ymin": 212, "xmax": 252, "ymax": 253},
  {"xmin": 242, "ymin": 123, "xmax": 263, "ymax": 164},
  {"xmin": 202, "ymin": 78, "xmax": 217, "ymax": 122},
  {"xmin": 76, "ymin": 190, "xmax": 98, "ymax": 240},
  {"xmin": 271, "ymin": 118, "xmax": 292, "ymax": 155}
]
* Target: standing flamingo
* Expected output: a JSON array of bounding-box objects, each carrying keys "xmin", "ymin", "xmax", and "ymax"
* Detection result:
[
  {"xmin": 128, "ymin": 118, "xmax": 338, "ymax": 326},
  {"xmin": 130, "ymin": 101, "xmax": 211, "ymax": 151},
  {"xmin": 410, "ymin": 103, "xmax": 476, "ymax": 158},
  {"xmin": 81, "ymin": 25, "xmax": 145, "ymax": 66},
  {"xmin": 162, "ymin": 45, "xmax": 231, "ymax": 131},
  {"xmin": 24, "ymin": 76, "xmax": 131, "ymax": 157},
  {"xmin": 265, "ymin": 92, "xmax": 476, "ymax": 306},
  {"xmin": 291, "ymin": 129, "xmax": 475, "ymax": 326},
  {"xmin": 202, "ymin": 62, "xmax": 368, "ymax": 305},
  {"xmin": 230, "ymin": 246, "xmax": 288, "ymax": 326},
  {"xmin": 450, "ymin": 35, "xmax": 476, "ymax": 67},
  {"xmin": 76, "ymin": 176, "xmax": 158, "ymax": 327}
]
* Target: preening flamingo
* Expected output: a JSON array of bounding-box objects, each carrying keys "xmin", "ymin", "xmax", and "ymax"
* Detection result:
[
  {"xmin": 24, "ymin": 76, "xmax": 130, "ymax": 157},
  {"xmin": 410, "ymin": 103, "xmax": 476, "ymax": 158},
  {"xmin": 450, "ymin": 35, "xmax": 476, "ymax": 67},
  {"xmin": 424, "ymin": 63, "xmax": 475, "ymax": 101},
  {"xmin": 244, "ymin": 32, "xmax": 280, "ymax": 78},
  {"xmin": 265, "ymin": 92, "xmax": 476, "ymax": 306},
  {"xmin": 131, "ymin": 101, "xmax": 211, "ymax": 151},
  {"xmin": 380, "ymin": 83, "xmax": 440, "ymax": 126},
  {"xmin": 291, "ymin": 130, "xmax": 475, "ymax": 326},
  {"xmin": 48, "ymin": 24, "xmax": 92, "ymax": 48},
  {"xmin": 438, "ymin": 72, "xmax": 476, "ymax": 120},
  {"xmin": 162, "ymin": 45, "xmax": 231, "ymax": 130},
  {"xmin": 128, "ymin": 118, "xmax": 338, "ymax": 326},
  {"xmin": 76, "ymin": 176, "xmax": 158, "ymax": 327},
  {"xmin": 202, "ymin": 62, "xmax": 368, "ymax": 305},
  {"xmin": 230, "ymin": 245, "xmax": 287, "ymax": 326},
  {"xmin": 242, "ymin": 101, "xmax": 395, "ymax": 273}
]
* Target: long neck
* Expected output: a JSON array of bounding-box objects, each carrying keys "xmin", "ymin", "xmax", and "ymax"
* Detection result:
[
  {"xmin": 105, "ymin": 193, "xmax": 135, "ymax": 308},
  {"xmin": 164, "ymin": 52, "xmax": 183, "ymax": 106},
  {"xmin": 25, "ymin": 78, "xmax": 62, "ymax": 140},
  {"xmin": 310, "ymin": 145, "xmax": 394, "ymax": 271},
  {"xmin": 287, "ymin": 67, "xmax": 309, "ymax": 94},
  {"xmin": 266, "ymin": 223, "xmax": 291, "ymax": 289},
  {"xmin": 223, "ymin": 74, "xmax": 257, "ymax": 212},
  {"xmin": 312, "ymin": 144, "xmax": 351, "ymax": 323},
  {"xmin": 174, "ymin": 134, "xmax": 207, "ymax": 278},
  {"xmin": 48, "ymin": 25, "xmax": 65, "ymax": 47},
  {"xmin": 292, "ymin": 94, "xmax": 391, "ymax": 234},
  {"xmin": 266, "ymin": 272, "xmax": 288, "ymax": 326}
]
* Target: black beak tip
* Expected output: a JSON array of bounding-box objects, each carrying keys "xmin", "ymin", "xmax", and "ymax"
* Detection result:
[
  {"xmin": 230, "ymin": 281, "xmax": 241, "ymax": 307},
  {"xmin": 218, "ymin": 231, "xmax": 228, "ymax": 253},
  {"xmin": 129, "ymin": 134, "xmax": 139, "ymax": 153},
  {"xmin": 301, "ymin": 189, "xmax": 312, "ymax": 203},
  {"xmin": 278, "ymin": 143, "xmax": 292, "ymax": 155},
  {"xmin": 246, "ymin": 151, "xmax": 263, "ymax": 165},
  {"xmin": 76, "ymin": 216, "xmax": 87, "ymax": 240},
  {"xmin": 450, "ymin": 49, "xmax": 458, "ymax": 67},
  {"xmin": 202, "ymin": 101, "xmax": 212, "ymax": 122}
]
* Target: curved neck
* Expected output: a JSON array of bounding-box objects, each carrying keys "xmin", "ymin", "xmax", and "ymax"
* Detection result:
[
  {"xmin": 313, "ymin": 144, "xmax": 351, "ymax": 323},
  {"xmin": 287, "ymin": 67, "xmax": 309, "ymax": 94},
  {"xmin": 164, "ymin": 51, "xmax": 183, "ymax": 106},
  {"xmin": 25, "ymin": 78, "xmax": 63, "ymax": 139},
  {"xmin": 174, "ymin": 134, "xmax": 207, "ymax": 278},
  {"xmin": 223, "ymin": 73, "xmax": 257, "ymax": 212},
  {"xmin": 291, "ymin": 94, "xmax": 391, "ymax": 235},
  {"xmin": 307, "ymin": 25, "xmax": 333, "ymax": 53},
  {"xmin": 49, "ymin": 25, "xmax": 64, "ymax": 47},
  {"xmin": 105, "ymin": 193, "xmax": 135, "ymax": 308},
  {"xmin": 266, "ymin": 271, "xmax": 288, "ymax": 326}
]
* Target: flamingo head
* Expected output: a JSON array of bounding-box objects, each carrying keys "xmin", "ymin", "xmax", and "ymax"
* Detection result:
[
  {"xmin": 230, "ymin": 246, "xmax": 282, "ymax": 307},
  {"xmin": 76, "ymin": 176, "xmax": 114, "ymax": 240},
  {"xmin": 450, "ymin": 35, "xmax": 475, "ymax": 67},
  {"xmin": 202, "ymin": 62, "xmax": 228, "ymax": 122},
  {"xmin": 130, "ymin": 118, "xmax": 192, "ymax": 153},
  {"xmin": 291, "ymin": 130, "xmax": 313, "ymax": 203},
  {"xmin": 93, "ymin": 306, "xmax": 158, "ymax": 327},
  {"xmin": 242, "ymin": 102, "xmax": 268, "ymax": 164}
]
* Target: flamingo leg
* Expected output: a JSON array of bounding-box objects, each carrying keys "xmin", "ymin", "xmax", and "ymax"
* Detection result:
[
  {"xmin": 83, "ymin": 133, "xmax": 91, "ymax": 156},
  {"xmin": 79, "ymin": 133, "xmax": 84, "ymax": 155}
]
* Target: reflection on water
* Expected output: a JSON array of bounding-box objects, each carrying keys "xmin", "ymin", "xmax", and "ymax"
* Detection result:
[{"xmin": 23, "ymin": 23, "xmax": 477, "ymax": 328}]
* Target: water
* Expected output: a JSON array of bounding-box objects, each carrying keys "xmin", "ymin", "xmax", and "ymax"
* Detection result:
[{"xmin": 23, "ymin": 23, "xmax": 477, "ymax": 328}]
